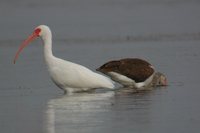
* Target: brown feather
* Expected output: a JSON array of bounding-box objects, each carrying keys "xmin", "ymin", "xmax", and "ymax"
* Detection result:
[{"xmin": 97, "ymin": 58, "xmax": 154, "ymax": 83}]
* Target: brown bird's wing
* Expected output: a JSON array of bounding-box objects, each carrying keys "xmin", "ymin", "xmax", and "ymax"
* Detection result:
[{"xmin": 97, "ymin": 58, "xmax": 154, "ymax": 83}]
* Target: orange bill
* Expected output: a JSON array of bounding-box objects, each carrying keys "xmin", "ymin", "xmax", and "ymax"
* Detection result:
[{"xmin": 13, "ymin": 33, "xmax": 38, "ymax": 64}]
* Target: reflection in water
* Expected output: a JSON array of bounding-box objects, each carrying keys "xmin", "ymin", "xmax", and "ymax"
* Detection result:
[
  {"xmin": 45, "ymin": 89, "xmax": 155, "ymax": 133},
  {"xmin": 45, "ymin": 91, "xmax": 115, "ymax": 133}
]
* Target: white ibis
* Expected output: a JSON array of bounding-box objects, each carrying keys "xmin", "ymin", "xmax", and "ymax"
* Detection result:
[
  {"xmin": 14, "ymin": 25, "xmax": 114, "ymax": 93},
  {"xmin": 97, "ymin": 58, "xmax": 167, "ymax": 90}
]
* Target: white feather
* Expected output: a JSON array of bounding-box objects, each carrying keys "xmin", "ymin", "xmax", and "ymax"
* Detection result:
[
  {"xmin": 108, "ymin": 71, "xmax": 154, "ymax": 89},
  {"xmin": 37, "ymin": 25, "xmax": 115, "ymax": 93},
  {"xmin": 48, "ymin": 57, "xmax": 114, "ymax": 92}
]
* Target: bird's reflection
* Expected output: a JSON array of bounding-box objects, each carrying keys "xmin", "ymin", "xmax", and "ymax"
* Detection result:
[
  {"xmin": 45, "ymin": 91, "xmax": 115, "ymax": 133},
  {"xmin": 45, "ymin": 86, "xmax": 166, "ymax": 133}
]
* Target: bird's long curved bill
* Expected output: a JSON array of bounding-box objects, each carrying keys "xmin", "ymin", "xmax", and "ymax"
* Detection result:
[{"xmin": 13, "ymin": 33, "xmax": 37, "ymax": 64}]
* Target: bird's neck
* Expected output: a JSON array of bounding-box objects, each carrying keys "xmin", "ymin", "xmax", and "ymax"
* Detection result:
[{"xmin": 42, "ymin": 32, "xmax": 55, "ymax": 67}]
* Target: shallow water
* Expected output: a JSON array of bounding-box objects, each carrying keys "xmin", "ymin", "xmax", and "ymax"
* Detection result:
[
  {"xmin": 0, "ymin": 0, "xmax": 200, "ymax": 133},
  {"xmin": 1, "ymin": 40, "xmax": 200, "ymax": 133}
]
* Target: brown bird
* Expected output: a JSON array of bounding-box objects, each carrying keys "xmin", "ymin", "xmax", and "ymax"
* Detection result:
[{"xmin": 97, "ymin": 58, "xmax": 167, "ymax": 90}]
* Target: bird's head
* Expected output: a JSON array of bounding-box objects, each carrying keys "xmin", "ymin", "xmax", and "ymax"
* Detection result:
[
  {"xmin": 13, "ymin": 25, "xmax": 51, "ymax": 64},
  {"xmin": 155, "ymin": 72, "xmax": 168, "ymax": 86},
  {"xmin": 34, "ymin": 25, "xmax": 51, "ymax": 38}
]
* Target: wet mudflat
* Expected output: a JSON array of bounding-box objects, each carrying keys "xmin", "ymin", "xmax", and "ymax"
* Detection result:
[{"xmin": 0, "ymin": 0, "xmax": 200, "ymax": 133}]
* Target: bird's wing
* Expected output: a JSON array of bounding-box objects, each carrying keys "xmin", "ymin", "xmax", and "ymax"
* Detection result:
[{"xmin": 97, "ymin": 58, "xmax": 154, "ymax": 83}]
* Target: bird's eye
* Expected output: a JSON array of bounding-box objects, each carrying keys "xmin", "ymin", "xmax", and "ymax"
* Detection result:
[{"xmin": 34, "ymin": 28, "xmax": 41, "ymax": 36}]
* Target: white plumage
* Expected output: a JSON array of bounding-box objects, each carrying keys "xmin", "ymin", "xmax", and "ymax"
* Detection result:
[
  {"xmin": 14, "ymin": 25, "xmax": 114, "ymax": 93},
  {"xmin": 107, "ymin": 71, "xmax": 155, "ymax": 89},
  {"xmin": 47, "ymin": 57, "xmax": 114, "ymax": 93}
]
